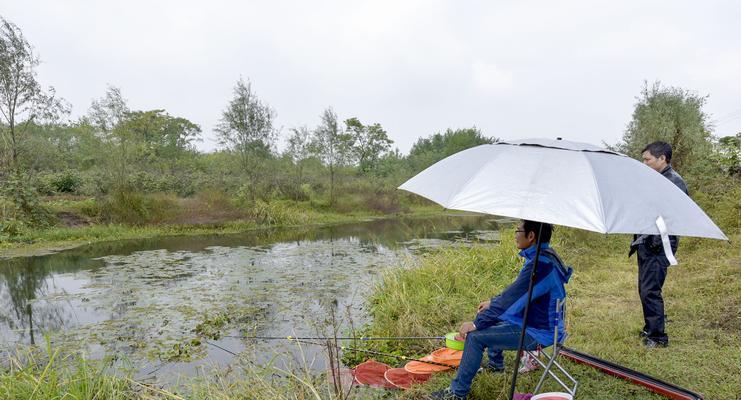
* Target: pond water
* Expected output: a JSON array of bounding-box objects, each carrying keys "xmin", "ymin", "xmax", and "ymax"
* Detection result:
[{"xmin": 0, "ymin": 214, "xmax": 510, "ymax": 382}]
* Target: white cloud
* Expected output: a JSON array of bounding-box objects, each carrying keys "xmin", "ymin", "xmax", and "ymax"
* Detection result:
[{"xmin": 3, "ymin": 0, "xmax": 741, "ymax": 152}]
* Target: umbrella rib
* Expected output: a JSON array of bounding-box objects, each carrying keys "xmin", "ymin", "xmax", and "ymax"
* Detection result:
[
  {"xmin": 445, "ymin": 145, "xmax": 497, "ymax": 208},
  {"xmin": 584, "ymin": 154, "xmax": 608, "ymax": 232}
]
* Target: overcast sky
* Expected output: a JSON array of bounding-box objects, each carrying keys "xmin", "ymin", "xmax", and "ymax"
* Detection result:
[{"xmin": 3, "ymin": 0, "xmax": 740, "ymax": 153}]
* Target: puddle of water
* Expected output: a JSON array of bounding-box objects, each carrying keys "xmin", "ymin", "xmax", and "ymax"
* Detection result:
[{"xmin": 0, "ymin": 215, "xmax": 510, "ymax": 382}]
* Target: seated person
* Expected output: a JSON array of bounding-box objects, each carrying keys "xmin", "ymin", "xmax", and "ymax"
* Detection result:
[{"xmin": 431, "ymin": 220, "xmax": 573, "ymax": 400}]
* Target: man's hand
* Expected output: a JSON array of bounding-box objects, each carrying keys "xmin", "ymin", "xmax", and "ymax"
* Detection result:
[
  {"xmin": 458, "ymin": 321, "xmax": 476, "ymax": 340},
  {"xmin": 477, "ymin": 300, "xmax": 491, "ymax": 313}
]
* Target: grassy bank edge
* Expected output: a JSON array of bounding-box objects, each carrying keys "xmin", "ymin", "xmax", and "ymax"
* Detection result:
[{"xmin": 0, "ymin": 205, "xmax": 445, "ymax": 258}]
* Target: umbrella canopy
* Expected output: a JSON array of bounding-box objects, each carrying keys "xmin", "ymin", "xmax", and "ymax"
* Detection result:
[{"xmin": 399, "ymin": 138, "xmax": 727, "ymax": 241}]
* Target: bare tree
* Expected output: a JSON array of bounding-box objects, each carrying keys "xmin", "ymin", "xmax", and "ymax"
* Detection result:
[
  {"xmin": 0, "ymin": 17, "xmax": 67, "ymax": 172},
  {"xmin": 286, "ymin": 125, "xmax": 312, "ymax": 194},
  {"xmin": 216, "ymin": 78, "xmax": 276, "ymax": 200},
  {"xmin": 311, "ymin": 108, "xmax": 353, "ymax": 206},
  {"xmin": 87, "ymin": 85, "xmax": 131, "ymax": 188},
  {"xmin": 0, "ymin": 17, "xmax": 67, "ymax": 220}
]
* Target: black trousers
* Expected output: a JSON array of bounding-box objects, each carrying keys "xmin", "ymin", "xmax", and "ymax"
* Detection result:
[{"xmin": 637, "ymin": 246, "xmax": 670, "ymax": 341}]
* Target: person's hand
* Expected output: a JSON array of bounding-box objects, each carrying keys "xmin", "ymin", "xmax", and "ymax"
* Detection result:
[
  {"xmin": 458, "ymin": 321, "xmax": 476, "ymax": 340},
  {"xmin": 477, "ymin": 300, "xmax": 491, "ymax": 313}
]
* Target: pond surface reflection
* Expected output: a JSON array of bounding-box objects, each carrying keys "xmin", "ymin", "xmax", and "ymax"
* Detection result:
[{"xmin": 0, "ymin": 214, "xmax": 511, "ymax": 380}]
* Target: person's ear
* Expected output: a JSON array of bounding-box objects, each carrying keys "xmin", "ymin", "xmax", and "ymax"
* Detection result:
[
  {"xmin": 658, "ymin": 154, "xmax": 667, "ymax": 163},
  {"xmin": 527, "ymin": 231, "xmax": 536, "ymax": 243}
]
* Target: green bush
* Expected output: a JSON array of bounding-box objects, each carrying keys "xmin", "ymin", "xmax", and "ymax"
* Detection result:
[
  {"xmin": 52, "ymin": 171, "xmax": 81, "ymax": 193},
  {"xmin": 76, "ymin": 198, "xmax": 103, "ymax": 219},
  {"xmin": 246, "ymin": 200, "xmax": 309, "ymax": 226},
  {"xmin": 691, "ymin": 180, "xmax": 741, "ymax": 235},
  {"xmin": 1, "ymin": 177, "xmax": 55, "ymax": 228},
  {"xmin": 0, "ymin": 217, "xmax": 28, "ymax": 239},
  {"xmin": 99, "ymin": 188, "xmax": 181, "ymax": 225},
  {"xmin": 36, "ymin": 171, "xmax": 82, "ymax": 195},
  {"xmin": 333, "ymin": 183, "xmax": 402, "ymax": 214},
  {"xmin": 196, "ymin": 187, "xmax": 235, "ymax": 211}
]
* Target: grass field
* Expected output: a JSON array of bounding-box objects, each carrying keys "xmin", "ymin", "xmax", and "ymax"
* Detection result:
[{"xmin": 361, "ymin": 227, "xmax": 740, "ymax": 399}]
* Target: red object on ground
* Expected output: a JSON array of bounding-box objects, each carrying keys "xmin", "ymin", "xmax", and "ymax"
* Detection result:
[
  {"xmin": 327, "ymin": 368, "xmax": 355, "ymax": 393},
  {"xmin": 430, "ymin": 348, "xmax": 463, "ymax": 365},
  {"xmin": 404, "ymin": 355, "xmax": 452, "ymax": 374},
  {"xmin": 384, "ymin": 368, "xmax": 431, "ymax": 389},
  {"xmin": 353, "ymin": 359, "xmax": 396, "ymax": 388},
  {"xmin": 560, "ymin": 347, "xmax": 703, "ymax": 400},
  {"xmin": 404, "ymin": 347, "xmax": 464, "ymax": 374}
]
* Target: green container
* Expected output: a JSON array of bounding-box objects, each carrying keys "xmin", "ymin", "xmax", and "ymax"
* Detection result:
[{"xmin": 445, "ymin": 332, "xmax": 465, "ymax": 350}]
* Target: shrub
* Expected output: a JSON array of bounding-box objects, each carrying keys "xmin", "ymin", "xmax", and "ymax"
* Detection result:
[
  {"xmin": 1, "ymin": 176, "xmax": 55, "ymax": 228},
  {"xmin": 0, "ymin": 217, "xmax": 28, "ymax": 239},
  {"xmin": 52, "ymin": 171, "xmax": 81, "ymax": 193},
  {"xmin": 99, "ymin": 188, "xmax": 148, "ymax": 224},
  {"xmin": 196, "ymin": 188, "xmax": 235, "ymax": 211},
  {"xmin": 146, "ymin": 193, "xmax": 181, "ymax": 224},
  {"xmin": 245, "ymin": 200, "xmax": 309, "ymax": 226},
  {"xmin": 98, "ymin": 188, "xmax": 181, "ymax": 225}
]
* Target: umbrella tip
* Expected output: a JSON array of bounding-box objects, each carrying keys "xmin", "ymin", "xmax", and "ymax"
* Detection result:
[{"xmin": 556, "ymin": 137, "xmax": 562, "ymax": 140}]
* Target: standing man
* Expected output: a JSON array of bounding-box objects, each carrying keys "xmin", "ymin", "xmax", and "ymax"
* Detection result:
[{"xmin": 630, "ymin": 141, "xmax": 688, "ymax": 348}]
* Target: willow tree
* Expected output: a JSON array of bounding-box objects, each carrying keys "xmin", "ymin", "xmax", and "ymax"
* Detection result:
[
  {"xmin": 620, "ymin": 81, "xmax": 712, "ymax": 172},
  {"xmin": 0, "ymin": 17, "xmax": 66, "ymax": 222},
  {"xmin": 216, "ymin": 78, "xmax": 276, "ymax": 200}
]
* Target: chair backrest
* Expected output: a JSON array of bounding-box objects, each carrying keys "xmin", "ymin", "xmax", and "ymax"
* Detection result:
[
  {"xmin": 541, "ymin": 248, "xmax": 572, "ymax": 346},
  {"xmin": 554, "ymin": 297, "xmax": 567, "ymax": 346}
]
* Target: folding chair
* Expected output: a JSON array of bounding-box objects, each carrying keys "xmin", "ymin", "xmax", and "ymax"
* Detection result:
[{"xmin": 526, "ymin": 298, "xmax": 578, "ymax": 396}]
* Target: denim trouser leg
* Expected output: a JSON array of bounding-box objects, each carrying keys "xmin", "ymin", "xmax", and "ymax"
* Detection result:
[
  {"xmin": 449, "ymin": 321, "xmax": 538, "ymax": 397},
  {"xmin": 487, "ymin": 347, "xmax": 504, "ymax": 369}
]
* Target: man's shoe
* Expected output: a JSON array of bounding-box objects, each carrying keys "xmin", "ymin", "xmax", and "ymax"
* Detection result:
[
  {"xmin": 429, "ymin": 387, "xmax": 466, "ymax": 400},
  {"xmin": 477, "ymin": 365, "xmax": 505, "ymax": 374},
  {"xmin": 518, "ymin": 351, "xmax": 541, "ymax": 373},
  {"xmin": 643, "ymin": 337, "xmax": 668, "ymax": 348},
  {"xmin": 638, "ymin": 330, "xmax": 649, "ymax": 338}
]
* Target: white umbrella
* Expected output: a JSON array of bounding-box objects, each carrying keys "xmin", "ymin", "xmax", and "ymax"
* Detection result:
[
  {"xmin": 399, "ymin": 138, "xmax": 727, "ymax": 259},
  {"xmin": 398, "ymin": 138, "xmax": 727, "ymax": 398}
]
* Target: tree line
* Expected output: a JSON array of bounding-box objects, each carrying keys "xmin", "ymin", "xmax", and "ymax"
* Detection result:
[{"xmin": 0, "ymin": 16, "xmax": 738, "ymax": 232}]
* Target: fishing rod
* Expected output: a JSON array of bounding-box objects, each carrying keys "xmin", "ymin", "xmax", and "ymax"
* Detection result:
[
  {"xmin": 278, "ymin": 338, "xmax": 460, "ymax": 370},
  {"xmin": 205, "ymin": 337, "xmax": 459, "ymax": 370},
  {"xmin": 224, "ymin": 335, "xmax": 445, "ymax": 342},
  {"xmin": 337, "ymin": 344, "xmax": 459, "ymax": 370}
]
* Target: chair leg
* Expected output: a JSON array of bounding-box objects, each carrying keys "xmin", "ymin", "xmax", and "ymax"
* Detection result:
[{"xmin": 528, "ymin": 346, "xmax": 579, "ymax": 396}]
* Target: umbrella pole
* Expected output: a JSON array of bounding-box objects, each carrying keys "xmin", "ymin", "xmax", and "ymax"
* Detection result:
[{"xmin": 508, "ymin": 222, "xmax": 544, "ymax": 400}]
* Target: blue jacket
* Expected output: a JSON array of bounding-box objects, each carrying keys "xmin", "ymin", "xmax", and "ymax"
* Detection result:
[{"xmin": 473, "ymin": 243, "xmax": 573, "ymax": 346}]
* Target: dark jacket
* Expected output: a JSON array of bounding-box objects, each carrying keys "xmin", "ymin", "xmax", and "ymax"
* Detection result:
[
  {"xmin": 629, "ymin": 164, "xmax": 689, "ymax": 256},
  {"xmin": 661, "ymin": 165, "xmax": 688, "ymax": 196},
  {"xmin": 473, "ymin": 243, "xmax": 572, "ymax": 346}
]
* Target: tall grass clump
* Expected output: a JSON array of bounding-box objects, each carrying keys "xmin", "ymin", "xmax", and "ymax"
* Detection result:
[
  {"xmin": 186, "ymin": 347, "xmax": 360, "ymax": 400},
  {"xmin": 98, "ymin": 188, "xmax": 181, "ymax": 225},
  {"xmin": 0, "ymin": 344, "xmax": 136, "ymax": 400},
  {"xmin": 243, "ymin": 199, "xmax": 311, "ymax": 226},
  {"xmin": 363, "ymin": 243, "xmax": 520, "ymax": 353}
]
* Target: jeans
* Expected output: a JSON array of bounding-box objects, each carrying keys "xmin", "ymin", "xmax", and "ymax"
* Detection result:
[{"xmin": 450, "ymin": 321, "xmax": 538, "ymax": 397}]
